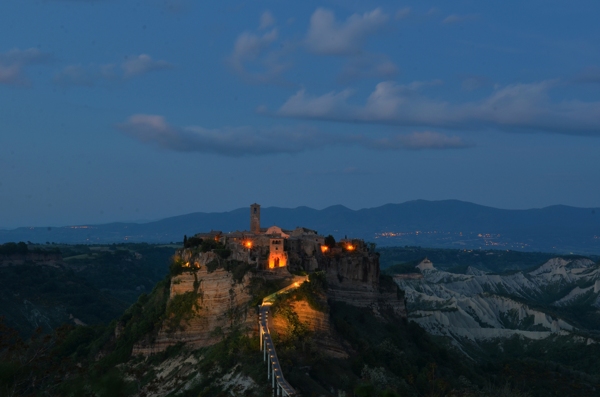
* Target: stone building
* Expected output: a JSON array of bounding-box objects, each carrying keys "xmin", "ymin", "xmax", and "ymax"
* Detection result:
[
  {"xmin": 191, "ymin": 204, "xmax": 372, "ymax": 273},
  {"xmin": 137, "ymin": 204, "xmax": 405, "ymax": 356},
  {"xmin": 250, "ymin": 203, "xmax": 260, "ymax": 234}
]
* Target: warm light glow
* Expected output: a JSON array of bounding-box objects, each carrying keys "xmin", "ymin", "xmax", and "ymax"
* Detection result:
[
  {"xmin": 320, "ymin": 245, "xmax": 328, "ymax": 253},
  {"xmin": 346, "ymin": 244, "xmax": 355, "ymax": 251},
  {"xmin": 244, "ymin": 240, "xmax": 253, "ymax": 248},
  {"xmin": 268, "ymin": 253, "xmax": 287, "ymax": 269}
]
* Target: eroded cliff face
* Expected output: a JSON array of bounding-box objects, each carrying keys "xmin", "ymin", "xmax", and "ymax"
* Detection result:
[
  {"xmin": 286, "ymin": 240, "xmax": 322, "ymax": 272},
  {"xmin": 271, "ymin": 299, "xmax": 348, "ymax": 358},
  {"xmin": 321, "ymin": 252, "xmax": 407, "ymax": 319},
  {"xmin": 133, "ymin": 243, "xmax": 405, "ymax": 356},
  {"xmin": 322, "ymin": 253, "xmax": 380, "ymax": 290},
  {"xmin": 133, "ymin": 251, "xmax": 254, "ymax": 355}
]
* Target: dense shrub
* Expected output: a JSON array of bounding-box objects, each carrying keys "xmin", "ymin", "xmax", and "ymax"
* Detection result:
[
  {"xmin": 213, "ymin": 248, "xmax": 231, "ymax": 259},
  {"xmin": 324, "ymin": 235, "xmax": 336, "ymax": 248},
  {"xmin": 165, "ymin": 274, "xmax": 202, "ymax": 332},
  {"xmin": 0, "ymin": 242, "xmax": 28, "ymax": 255},
  {"xmin": 169, "ymin": 257, "xmax": 186, "ymax": 276}
]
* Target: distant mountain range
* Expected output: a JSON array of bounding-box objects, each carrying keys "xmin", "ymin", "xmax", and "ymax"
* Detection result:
[{"xmin": 1, "ymin": 200, "xmax": 599, "ymax": 254}]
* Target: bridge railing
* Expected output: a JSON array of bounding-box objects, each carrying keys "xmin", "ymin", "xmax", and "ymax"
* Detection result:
[
  {"xmin": 258, "ymin": 276, "xmax": 308, "ymax": 396},
  {"xmin": 259, "ymin": 306, "xmax": 297, "ymax": 396}
]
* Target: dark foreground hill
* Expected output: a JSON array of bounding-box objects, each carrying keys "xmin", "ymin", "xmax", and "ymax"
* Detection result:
[
  {"xmin": 0, "ymin": 243, "xmax": 175, "ymax": 336},
  {"xmin": 2, "ymin": 246, "xmax": 599, "ymax": 397},
  {"xmin": 1, "ymin": 200, "xmax": 599, "ymax": 254}
]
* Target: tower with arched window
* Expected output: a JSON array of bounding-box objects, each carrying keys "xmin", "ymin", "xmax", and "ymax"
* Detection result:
[{"xmin": 250, "ymin": 203, "xmax": 260, "ymax": 234}]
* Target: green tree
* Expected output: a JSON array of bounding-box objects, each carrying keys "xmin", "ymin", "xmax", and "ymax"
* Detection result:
[{"xmin": 324, "ymin": 235, "xmax": 336, "ymax": 248}]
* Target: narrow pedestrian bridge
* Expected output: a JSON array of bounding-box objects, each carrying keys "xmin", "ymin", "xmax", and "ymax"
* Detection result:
[{"xmin": 259, "ymin": 276, "xmax": 308, "ymax": 397}]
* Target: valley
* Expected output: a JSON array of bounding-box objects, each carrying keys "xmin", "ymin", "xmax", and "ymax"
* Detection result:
[{"xmin": 1, "ymin": 221, "xmax": 600, "ymax": 396}]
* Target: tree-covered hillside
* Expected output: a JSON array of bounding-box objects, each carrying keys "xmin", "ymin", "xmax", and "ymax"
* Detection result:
[
  {"xmin": 0, "ymin": 242, "xmax": 174, "ymax": 336},
  {"xmin": 2, "ymin": 243, "xmax": 600, "ymax": 396}
]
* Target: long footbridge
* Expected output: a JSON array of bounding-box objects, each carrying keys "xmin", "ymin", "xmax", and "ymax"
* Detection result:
[{"xmin": 258, "ymin": 276, "xmax": 308, "ymax": 397}]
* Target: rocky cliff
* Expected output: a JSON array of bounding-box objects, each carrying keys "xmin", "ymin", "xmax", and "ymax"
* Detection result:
[
  {"xmin": 271, "ymin": 299, "xmax": 349, "ymax": 358},
  {"xmin": 321, "ymin": 252, "xmax": 406, "ymax": 319},
  {"xmin": 394, "ymin": 257, "xmax": 600, "ymax": 346},
  {"xmin": 134, "ymin": 242, "xmax": 406, "ymax": 356},
  {"xmin": 133, "ymin": 251, "xmax": 254, "ymax": 355}
]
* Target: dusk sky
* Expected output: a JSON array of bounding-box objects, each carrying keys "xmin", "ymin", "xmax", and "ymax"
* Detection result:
[{"xmin": 1, "ymin": 0, "xmax": 599, "ymax": 229}]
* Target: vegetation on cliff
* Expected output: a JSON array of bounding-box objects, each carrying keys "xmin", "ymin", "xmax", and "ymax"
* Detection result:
[
  {"xmin": 2, "ymin": 243, "xmax": 600, "ymax": 396},
  {"xmin": 0, "ymin": 243, "xmax": 175, "ymax": 336},
  {"xmin": 0, "ymin": 241, "xmax": 65, "ymax": 257},
  {"xmin": 165, "ymin": 273, "xmax": 202, "ymax": 332},
  {"xmin": 271, "ymin": 271, "xmax": 328, "ymax": 315},
  {"xmin": 0, "ymin": 276, "xmax": 170, "ymax": 397}
]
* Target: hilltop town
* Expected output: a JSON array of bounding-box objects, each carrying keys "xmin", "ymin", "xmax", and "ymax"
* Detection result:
[
  {"xmin": 186, "ymin": 203, "xmax": 376, "ymax": 273},
  {"xmin": 2, "ymin": 205, "xmax": 600, "ymax": 396},
  {"xmin": 131, "ymin": 204, "xmax": 405, "ymax": 357}
]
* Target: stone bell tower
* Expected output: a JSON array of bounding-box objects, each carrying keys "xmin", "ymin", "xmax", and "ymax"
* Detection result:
[{"xmin": 250, "ymin": 203, "xmax": 261, "ymax": 234}]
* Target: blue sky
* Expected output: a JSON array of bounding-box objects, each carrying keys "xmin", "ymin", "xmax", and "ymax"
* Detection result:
[{"xmin": 1, "ymin": 0, "xmax": 599, "ymax": 228}]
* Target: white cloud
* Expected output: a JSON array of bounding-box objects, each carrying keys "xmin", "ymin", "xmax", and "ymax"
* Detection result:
[
  {"xmin": 395, "ymin": 7, "xmax": 411, "ymax": 20},
  {"xmin": 0, "ymin": 64, "xmax": 21, "ymax": 85},
  {"xmin": 339, "ymin": 54, "xmax": 399, "ymax": 82},
  {"xmin": 276, "ymin": 80, "xmax": 600, "ymax": 135},
  {"xmin": 121, "ymin": 54, "xmax": 173, "ymax": 78},
  {"xmin": 259, "ymin": 10, "xmax": 275, "ymax": 30},
  {"xmin": 574, "ymin": 66, "xmax": 600, "ymax": 84},
  {"xmin": 230, "ymin": 29, "xmax": 278, "ymax": 65},
  {"xmin": 54, "ymin": 54, "xmax": 172, "ymax": 86},
  {"xmin": 305, "ymin": 8, "xmax": 389, "ymax": 55},
  {"xmin": 368, "ymin": 131, "xmax": 472, "ymax": 150},
  {"xmin": 426, "ymin": 8, "xmax": 441, "ymax": 16},
  {"xmin": 461, "ymin": 76, "xmax": 488, "ymax": 91},
  {"xmin": 442, "ymin": 14, "xmax": 479, "ymax": 25},
  {"xmin": 99, "ymin": 63, "xmax": 118, "ymax": 80},
  {"xmin": 53, "ymin": 65, "xmax": 95, "ymax": 86},
  {"xmin": 227, "ymin": 28, "xmax": 288, "ymax": 84},
  {"xmin": 118, "ymin": 114, "xmax": 330, "ymax": 156},
  {"xmin": 160, "ymin": 0, "xmax": 192, "ymax": 14},
  {"xmin": 278, "ymin": 88, "xmax": 354, "ymax": 119},
  {"xmin": 117, "ymin": 114, "xmax": 470, "ymax": 156},
  {"xmin": 0, "ymin": 48, "xmax": 52, "ymax": 86}
]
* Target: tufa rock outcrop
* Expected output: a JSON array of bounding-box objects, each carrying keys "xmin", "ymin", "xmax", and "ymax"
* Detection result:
[
  {"xmin": 133, "ymin": 204, "xmax": 406, "ymax": 356},
  {"xmin": 133, "ymin": 251, "xmax": 254, "ymax": 355}
]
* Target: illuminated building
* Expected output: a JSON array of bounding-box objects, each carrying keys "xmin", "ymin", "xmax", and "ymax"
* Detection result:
[{"xmin": 189, "ymin": 204, "xmax": 370, "ymax": 272}]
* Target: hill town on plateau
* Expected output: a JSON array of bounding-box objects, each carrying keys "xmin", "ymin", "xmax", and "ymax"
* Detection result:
[
  {"xmin": 3, "ymin": 204, "xmax": 600, "ymax": 396},
  {"xmin": 188, "ymin": 203, "xmax": 372, "ymax": 271},
  {"xmin": 136, "ymin": 203, "xmax": 405, "ymax": 396}
]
